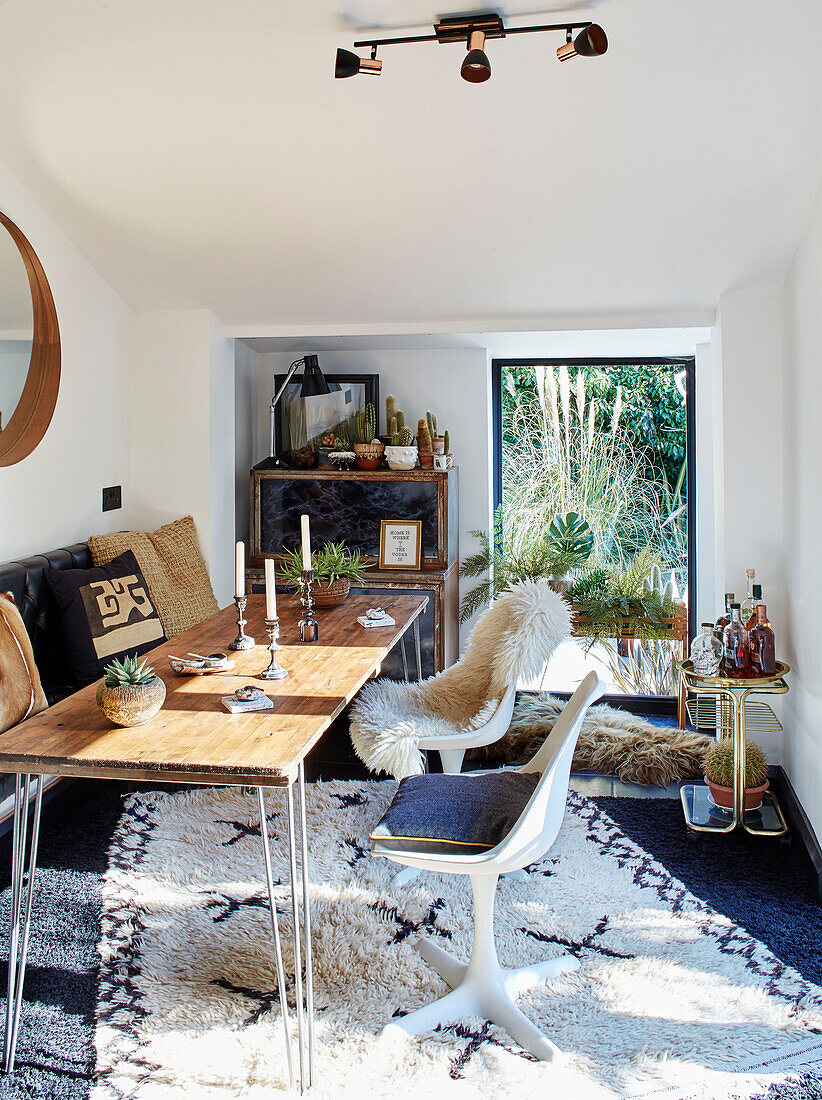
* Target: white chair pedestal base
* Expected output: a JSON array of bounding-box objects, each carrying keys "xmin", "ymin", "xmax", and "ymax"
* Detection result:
[{"xmin": 381, "ymin": 873, "xmax": 578, "ymax": 1061}]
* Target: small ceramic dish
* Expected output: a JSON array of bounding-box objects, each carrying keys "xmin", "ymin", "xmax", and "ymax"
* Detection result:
[{"xmin": 169, "ymin": 652, "xmax": 234, "ymax": 675}]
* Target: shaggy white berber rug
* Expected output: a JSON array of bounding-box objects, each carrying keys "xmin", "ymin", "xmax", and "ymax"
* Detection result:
[{"xmin": 93, "ymin": 783, "xmax": 822, "ymax": 1099}]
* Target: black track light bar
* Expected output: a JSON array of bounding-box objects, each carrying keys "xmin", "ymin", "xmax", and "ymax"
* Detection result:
[
  {"xmin": 338, "ymin": 12, "xmax": 607, "ymax": 82},
  {"xmin": 352, "ymin": 18, "xmax": 594, "ymax": 51}
]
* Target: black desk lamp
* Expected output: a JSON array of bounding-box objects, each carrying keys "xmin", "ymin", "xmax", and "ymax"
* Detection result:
[{"xmin": 254, "ymin": 354, "xmax": 330, "ymax": 469}]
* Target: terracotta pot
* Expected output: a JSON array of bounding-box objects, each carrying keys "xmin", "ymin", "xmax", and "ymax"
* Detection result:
[
  {"xmin": 313, "ymin": 577, "xmax": 351, "ymax": 608},
  {"xmin": 353, "ymin": 441, "xmax": 384, "ymax": 471},
  {"xmin": 97, "ymin": 675, "xmax": 166, "ymax": 727},
  {"xmin": 432, "ymin": 437, "xmax": 446, "ymax": 455},
  {"xmin": 705, "ymin": 775, "xmax": 769, "ymax": 811},
  {"xmin": 418, "ymin": 450, "xmax": 434, "ymax": 468}
]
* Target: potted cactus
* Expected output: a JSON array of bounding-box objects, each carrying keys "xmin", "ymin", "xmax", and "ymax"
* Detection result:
[
  {"xmin": 426, "ymin": 411, "xmax": 446, "ymax": 455},
  {"xmin": 96, "ymin": 654, "xmax": 166, "ymax": 727},
  {"xmin": 417, "ymin": 416, "xmax": 434, "ymax": 468},
  {"xmin": 705, "ymin": 737, "xmax": 769, "ymax": 810},
  {"xmin": 384, "ymin": 416, "xmax": 418, "ymax": 470},
  {"xmin": 352, "ymin": 403, "xmax": 384, "ymax": 470},
  {"xmin": 382, "ymin": 396, "xmax": 408, "ymax": 446}
]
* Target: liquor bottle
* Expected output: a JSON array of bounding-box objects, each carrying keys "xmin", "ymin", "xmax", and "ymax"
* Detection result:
[
  {"xmin": 741, "ymin": 569, "xmax": 757, "ymax": 620},
  {"xmin": 690, "ymin": 623, "xmax": 722, "ymax": 676},
  {"xmin": 722, "ymin": 603, "xmax": 750, "ymax": 678},
  {"xmin": 749, "ymin": 604, "xmax": 776, "ymax": 676},
  {"xmin": 745, "ymin": 584, "xmax": 763, "ymax": 632},
  {"xmin": 714, "ymin": 592, "xmax": 735, "ymax": 645}
]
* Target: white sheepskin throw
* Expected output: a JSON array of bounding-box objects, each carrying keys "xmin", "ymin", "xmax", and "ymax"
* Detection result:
[{"xmin": 349, "ymin": 580, "xmax": 570, "ymax": 778}]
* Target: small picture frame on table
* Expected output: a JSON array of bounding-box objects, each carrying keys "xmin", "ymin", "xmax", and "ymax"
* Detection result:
[{"xmin": 379, "ymin": 520, "xmax": 422, "ymax": 571}]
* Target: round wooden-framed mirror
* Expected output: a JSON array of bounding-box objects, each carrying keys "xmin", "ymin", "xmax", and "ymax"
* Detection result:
[{"xmin": 0, "ymin": 211, "xmax": 60, "ymax": 467}]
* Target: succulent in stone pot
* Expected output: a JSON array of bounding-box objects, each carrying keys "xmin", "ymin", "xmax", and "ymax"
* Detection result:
[
  {"xmin": 97, "ymin": 654, "xmax": 166, "ymax": 727},
  {"xmin": 705, "ymin": 736, "xmax": 768, "ymax": 810}
]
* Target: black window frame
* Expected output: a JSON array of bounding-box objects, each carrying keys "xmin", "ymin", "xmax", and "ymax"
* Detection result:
[{"xmin": 492, "ymin": 356, "xmax": 697, "ymax": 688}]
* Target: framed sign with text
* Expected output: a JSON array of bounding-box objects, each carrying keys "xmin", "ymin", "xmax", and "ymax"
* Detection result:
[{"xmin": 379, "ymin": 519, "xmax": 422, "ymax": 570}]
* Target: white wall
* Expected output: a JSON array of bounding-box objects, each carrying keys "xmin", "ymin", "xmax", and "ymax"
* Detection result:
[
  {"xmin": 713, "ymin": 293, "xmax": 786, "ymax": 761},
  {"xmin": 242, "ymin": 347, "xmax": 492, "ymax": 641},
  {"xmin": 781, "ymin": 180, "xmax": 822, "ymax": 841},
  {"xmin": 128, "ymin": 309, "xmax": 235, "ymax": 605},
  {"xmin": 0, "ymin": 163, "xmax": 131, "ymax": 562}
]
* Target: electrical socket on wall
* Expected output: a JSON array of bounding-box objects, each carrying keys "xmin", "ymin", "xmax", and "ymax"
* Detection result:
[{"xmin": 102, "ymin": 485, "xmax": 122, "ymax": 512}]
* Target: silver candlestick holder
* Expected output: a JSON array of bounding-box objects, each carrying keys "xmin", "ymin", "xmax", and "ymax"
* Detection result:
[
  {"xmin": 260, "ymin": 617, "xmax": 288, "ymax": 679},
  {"xmin": 229, "ymin": 595, "xmax": 255, "ymax": 650},
  {"xmin": 299, "ymin": 569, "xmax": 319, "ymax": 643}
]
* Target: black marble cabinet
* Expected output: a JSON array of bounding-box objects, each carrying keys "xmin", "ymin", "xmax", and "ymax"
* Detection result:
[{"xmin": 251, "ymin": 467, "xmax": 458, "ymax": 571}]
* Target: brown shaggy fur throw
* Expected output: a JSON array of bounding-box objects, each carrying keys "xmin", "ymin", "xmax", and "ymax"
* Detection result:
[{"xmin": 469, "ymin": 693, "xmax": 712, "ymax": 788}]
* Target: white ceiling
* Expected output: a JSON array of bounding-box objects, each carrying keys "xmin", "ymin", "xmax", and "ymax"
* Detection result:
[{"xmin": 0, "ymin": 0, "xmax": 820, "ymax": 330}]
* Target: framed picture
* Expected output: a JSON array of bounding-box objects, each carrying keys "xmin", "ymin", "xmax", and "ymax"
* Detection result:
[
  {"xmin": 272, "ymin": 373, "xmax": 379, "ymax": 457},
  {"xmin": 379, "ymin": 519, "xmax": 422, "ymax": 570}
]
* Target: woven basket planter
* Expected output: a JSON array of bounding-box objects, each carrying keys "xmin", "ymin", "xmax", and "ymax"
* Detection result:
[
  {"xmin": 353, "ymin": 442, "xmax": 384, "ymax": 471},
  {"xmin": 96, "ymin": 675, "xmax": 166, "ymax": 727},
  {"xmin": 313, "ymin": 577, "xmax": 351, "ymax": 608}
]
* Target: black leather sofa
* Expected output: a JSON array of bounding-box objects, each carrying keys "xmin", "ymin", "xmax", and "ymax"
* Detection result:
[{"xmin": 0, "ymin": 542, "xmax": 91, "ymax": 706}]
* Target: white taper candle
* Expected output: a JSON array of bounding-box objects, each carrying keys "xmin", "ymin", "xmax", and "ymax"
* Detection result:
[
  {"xmin": 264, "ymin": 558, "xmax": 277, "ymax": 619},
  {"xmin": 300, "ymin": 514, "xmax": 312, "ymax": 571},
  {"xmin": 235, "ymin": 541, "xmax": 245, "ymax": 598}
]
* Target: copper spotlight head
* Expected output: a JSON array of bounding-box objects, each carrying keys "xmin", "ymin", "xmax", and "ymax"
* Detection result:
[
  {"xmin": 335, "ymin": 48, "xmax": 382, "ymax": 78},
  {"xmin": 557, "ymin": 24, "xmax": 608, "ymax": 61},
  {"xmin": 460, "ymin": 28, "xmax": 491, "ymax": 83}
]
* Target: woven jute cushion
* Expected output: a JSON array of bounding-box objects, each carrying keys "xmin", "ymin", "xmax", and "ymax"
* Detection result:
[
  {"xmin": 89, "ymin": 516, "xmax": 219, "ymax": 639},
  {"xmin": 0, "ymin": 591, "xmax": 48, "ymax": 733}
]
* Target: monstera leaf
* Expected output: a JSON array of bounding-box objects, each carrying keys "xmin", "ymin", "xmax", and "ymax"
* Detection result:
[{"xmin": 544, "ymin": 512, "xmax": 594, "ymax": 566}]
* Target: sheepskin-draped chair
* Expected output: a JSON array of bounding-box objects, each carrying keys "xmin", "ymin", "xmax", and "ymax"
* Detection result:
[{"xmin": 349, "ymin": 580, "xmax": 571, "ymax": 780}]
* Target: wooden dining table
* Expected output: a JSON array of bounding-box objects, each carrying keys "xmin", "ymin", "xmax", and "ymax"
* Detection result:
[{"xmin": 0, "ymin": 591, "xmax": 428, "ymax": 1092}]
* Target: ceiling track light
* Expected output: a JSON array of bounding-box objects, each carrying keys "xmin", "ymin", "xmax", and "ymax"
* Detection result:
[
  {"xmin": 334, "ymin": 12, "xmax": 607, "ymax": 83},
  {"xmin": 335, "ymin": 45, "xmax": 382, "ymax": 78}
]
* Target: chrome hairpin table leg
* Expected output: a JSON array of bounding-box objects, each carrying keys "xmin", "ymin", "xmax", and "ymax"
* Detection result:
[
  {"xmin": 3, "ymin": 774, "xmax": 44, "ymax": 1074},
  {"xmin": 296, "ymin": 763, "xmax": 315, "ymax": 1088},
  {"xmin": 399, "ymin": 635, "xmax": 409, "ymax": 682},
  {"xmin": 285, "ymin": 762, "xmax": 314, "ymax": 1091},
  {"xmin": 257, "ymin": 787, "xmax": 295, "ymax": 1091},
  {"xmin": 413, "ymin": 616, "xmax": 423, "ymax": 681}
]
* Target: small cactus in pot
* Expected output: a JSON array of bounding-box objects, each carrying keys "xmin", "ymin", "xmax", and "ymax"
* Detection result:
[
  {"xmin": 96, "ymin": 654, "xmax": 166, "ymax": 727},
  {"xmin": 417, "ymin": 417, "xmax": 434, "ymax": 467},
  {"xmin": 352, "ymin": 403, "xmax": 384, "ymax": 469},
  {"xmin": 705, "ymin": 736, "xmax": 769, "ymax": 810},
  {"xmin": 385, "ymin": 423, "xmax": 418, "ymax": 470}
]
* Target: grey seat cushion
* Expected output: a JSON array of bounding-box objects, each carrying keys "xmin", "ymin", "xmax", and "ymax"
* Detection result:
[{"xmin": 370, "ymin": 770, "xmax": 540, "ymax": 855}]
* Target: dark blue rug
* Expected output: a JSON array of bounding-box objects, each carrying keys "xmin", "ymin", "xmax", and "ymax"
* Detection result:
[{"xmin": 0, "ymin": 784, "xmax": 123, "ymax": 1099}]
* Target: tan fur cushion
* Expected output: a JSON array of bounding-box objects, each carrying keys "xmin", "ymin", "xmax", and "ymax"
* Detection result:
[
  {"xmin": 0, "ymin": 592, "xmax": 48, "ymax": 733},
  {"xmin": 89, "ymin": 516, "xmax": 219, "ymax": 639}
]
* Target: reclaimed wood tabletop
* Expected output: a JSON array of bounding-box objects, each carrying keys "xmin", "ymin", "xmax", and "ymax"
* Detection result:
[{"xmin": 0, "ymin": 593, "xmax": 427, "ymax": 787}]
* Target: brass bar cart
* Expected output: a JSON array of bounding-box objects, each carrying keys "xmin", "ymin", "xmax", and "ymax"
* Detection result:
[{"xmin": 679, "ymin": 659, "xmax": 790, "ymax": 838}]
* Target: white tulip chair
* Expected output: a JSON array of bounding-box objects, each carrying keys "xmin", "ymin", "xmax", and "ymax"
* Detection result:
[{"xmin": 373, "ymin": 671, "xmax": 605, "ymax": 1061}]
